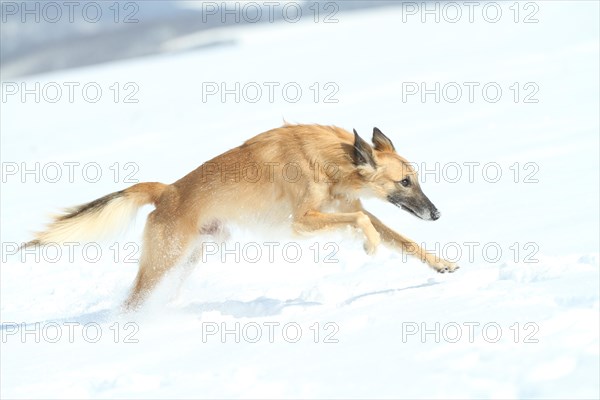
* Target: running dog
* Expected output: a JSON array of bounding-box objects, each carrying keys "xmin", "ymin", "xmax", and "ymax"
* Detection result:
[{"xmin": 23, "ymin": 124, "xmax": 459, "ymax": 309}]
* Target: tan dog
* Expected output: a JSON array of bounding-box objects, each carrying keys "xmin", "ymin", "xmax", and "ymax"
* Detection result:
[{"xmin": 23, "ymin": 124, "xmax": 458, "ymax": 309}]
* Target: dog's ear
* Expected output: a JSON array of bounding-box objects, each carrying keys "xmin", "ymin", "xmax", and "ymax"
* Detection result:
[
  {"xmin": 372, "ymin": 127, "xmax": 395, "ymax": 152},
  {"xmin": 353, "ymin": 129, "xmax": 376, "ymax": 168}
]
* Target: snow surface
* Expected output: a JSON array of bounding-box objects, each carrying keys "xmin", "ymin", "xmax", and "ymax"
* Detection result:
[{"xmin": 1, "ymin": 2, "xmax": 599, "ymax": 399}]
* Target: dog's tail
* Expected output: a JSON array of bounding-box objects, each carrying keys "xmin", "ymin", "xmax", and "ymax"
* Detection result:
[{"xmin": 20, "ymin": 182, "xmax": 167, "ymax": 250}]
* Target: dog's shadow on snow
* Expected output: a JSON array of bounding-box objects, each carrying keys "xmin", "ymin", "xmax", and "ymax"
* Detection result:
[
  {"xmin": 182, "ymin": 297, "xmax": 322, "ymax": 318},
  {"xmin": 1, "ymin": 282, "xmax": 441, "ymax": 329},
  {"xmin": 183, "ymin": 281, "xmax": 440, "ymax": 317},
  {"xmin": 342, "ymin": 280, "xmax": 440, "ymax": 306},
  {"xmin": 0, "ymin": 301, "xmax": 313, "ymax": 329}
]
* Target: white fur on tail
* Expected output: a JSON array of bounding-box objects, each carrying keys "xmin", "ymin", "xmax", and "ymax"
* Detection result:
[{"xmin": 32, "ymin": 194, "xmax": 140, "ymax": 245}]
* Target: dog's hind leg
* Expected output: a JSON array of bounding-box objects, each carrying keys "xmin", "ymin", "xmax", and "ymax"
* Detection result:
[
  {"xmin": 123, "ymin": 212, "xmax": 195, "ymax": 311},
  {"xmin": 169, "ymin": 243, "xmax": 204, "ymax": 305}
]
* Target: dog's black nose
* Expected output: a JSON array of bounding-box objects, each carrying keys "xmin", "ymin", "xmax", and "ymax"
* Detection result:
[{"xmin": 431, "ymin": 209, "xmax": 440, "ymax": 220}]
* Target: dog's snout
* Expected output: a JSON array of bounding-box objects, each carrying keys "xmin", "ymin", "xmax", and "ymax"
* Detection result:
[{"xmin": 431, "ymin": 209, "xmax": 441, "ymax": 220}]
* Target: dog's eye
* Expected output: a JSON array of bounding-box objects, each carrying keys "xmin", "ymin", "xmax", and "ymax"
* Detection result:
[{"xmin": 399, "ymin": 178, "xmax": 410, "ymax": 187}]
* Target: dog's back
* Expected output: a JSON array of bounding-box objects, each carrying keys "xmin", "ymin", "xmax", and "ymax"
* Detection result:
[{"xmin": 169, "ymin": 124, "xmax": 357, "ymax": 223}]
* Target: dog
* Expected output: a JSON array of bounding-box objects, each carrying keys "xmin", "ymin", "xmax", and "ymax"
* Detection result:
[{"xmin": 22, "ymin": 124, "xmax": 458, "ymax": 309}]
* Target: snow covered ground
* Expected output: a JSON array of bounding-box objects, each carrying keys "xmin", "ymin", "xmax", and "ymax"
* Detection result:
[{"xmin": 1, "ymin": 2, "xmax": 599, "ymax": 399}]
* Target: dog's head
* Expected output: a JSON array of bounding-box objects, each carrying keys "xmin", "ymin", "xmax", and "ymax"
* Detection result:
[{"xmin": 351, "ymin": 127, "xmax": 440, "ymax": 221}]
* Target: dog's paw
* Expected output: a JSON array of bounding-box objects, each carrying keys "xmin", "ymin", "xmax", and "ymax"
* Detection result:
[
  {"xmin": 362, "ymin": 231, "xmax": 381, "ymax": 255},
  {"xmin": 436, "ymin": 261, "xmax": 460, "ymax": 274},
  {"xmin": 429, "ymin": 258, "xmax": 459, "ymax": 274},
  {"xmin": 363, "ymin": 240, "xmax": 379, "ymax": 255},
  {"xmin": 448, "ymin": 263, "xmax": 460, "ymax": 273}
]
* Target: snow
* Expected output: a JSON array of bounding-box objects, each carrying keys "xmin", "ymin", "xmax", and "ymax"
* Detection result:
[{"xmin": 1, "ymin": 2, "xmax": 599, "ymax": 399}]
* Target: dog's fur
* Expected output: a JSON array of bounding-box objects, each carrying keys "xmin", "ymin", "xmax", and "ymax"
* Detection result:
[{"xmin": 23, "ymin": 124, "xmax": 458, "ymax": 309}]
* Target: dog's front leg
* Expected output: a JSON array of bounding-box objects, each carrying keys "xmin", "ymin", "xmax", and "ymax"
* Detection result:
[
  {"xmin": 293, "ymin": 210, "xmax": 381, "ymax": 254},
  {"xmin": 362, "ymin": 210, "xmax": 459, "ymax": 273}
]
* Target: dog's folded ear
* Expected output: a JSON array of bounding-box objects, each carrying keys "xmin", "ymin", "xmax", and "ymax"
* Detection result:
[
  {"xmin": 353, "ymin": 129, "xmax": 376, "ymax": 168},
  {"xmin": 372, "ymin": 127, "xmax": 395, "ymax": 152}
]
